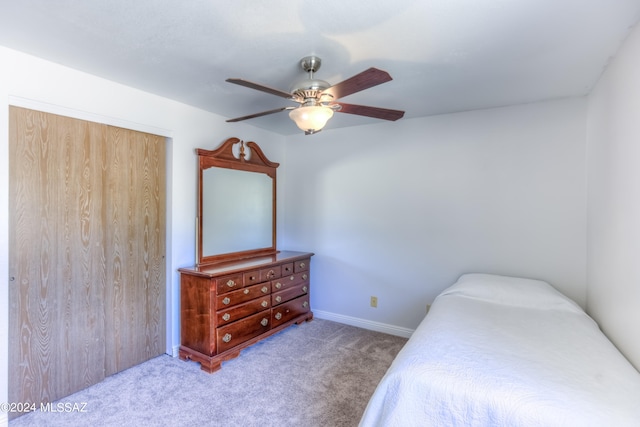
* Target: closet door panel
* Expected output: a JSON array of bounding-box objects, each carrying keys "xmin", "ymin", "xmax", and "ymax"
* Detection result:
[{"xmin": 103, "ymin": 126, "xmax": 166, "ymax": 375}]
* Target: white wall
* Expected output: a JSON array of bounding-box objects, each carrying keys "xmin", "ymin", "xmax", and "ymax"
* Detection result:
[
  {"xmin": 586, "ymin": 22, "xmax": 640, "ymax": 370},
  {"xmin": 282, "ymin": 98, "xmax": 588, "ymax": 332},
  {"xmin": 0, "ymin": 46, "xmax": 285, "ymax": 424}
]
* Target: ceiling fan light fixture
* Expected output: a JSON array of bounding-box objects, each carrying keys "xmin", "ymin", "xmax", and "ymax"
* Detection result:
[
  {"xmin": 289, "ymin": 105, "xmax": 334, "ymax": 134},
  {"xmin": 225, "ymin": 56, "xmax": 404, "ymax": 131}
]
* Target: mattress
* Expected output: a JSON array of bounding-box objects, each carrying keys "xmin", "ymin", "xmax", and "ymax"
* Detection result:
[{"xmin": 359, "ymin": 273, "xmax": 640, "ymax": 426}]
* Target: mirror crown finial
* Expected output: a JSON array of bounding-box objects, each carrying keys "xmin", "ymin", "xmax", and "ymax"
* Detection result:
[{"xmin": 238, "ymin": 140, "xmax": 246, "ymax": 161}]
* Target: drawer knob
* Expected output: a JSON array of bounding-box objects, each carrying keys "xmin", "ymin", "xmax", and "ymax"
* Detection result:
[
  {"xmin": 227, "ymin": 280, "xmax": 236, "ymax": 288},
  {"xmin": 244, "ymin": 289, "xmax": 250, "ymax": 294},
  {"xmin": 275, "ymin": 296, "xmax": 282, "ymax": 303},
  {"xmin": 267, "ymin": 269, "xmax": 275, "ymax": 278},
  {"xmin": 302, "ymin": 274, "xmax": 308, "ymax": 280},
  {"xmin": 222, "ymin": 313, "xmax": 230, "ymax": 321},
  {"xmin": 222, "ymin": 297, "xmax": 230, "ymax": 305},
  {"xmin": 303, "ymin": 286, "xmax": 308, "ymax": 293},
  {"xmin": 303, "ymin": 301, "xmax": 309, "ymax": 308},
  {"xmin": 290, "ymin": 275, "xmax": 294, "ymax": 281},
  {"xmin": 261, "ymin": 286, "xmax": 269, "ymax": 293},
  {"xmin": 261, "ymin": 300, "xmax": 268, "ymax": 308},
  {"xmin": 250, "ymin": 276, "xmax": 256, "ymax": 281},
  {"xmin": 275, "ymin": 312, "xmax": 282, "ymax": 320},
  {"xmin": 275, "ymin": 282, "xmax": 282, "ymax": 289},
  {"xmin": 222, "ymin": 333, "xmax": 232, "ymax": 343},
  {"xmin": 299, "ymin": 262, "xmax": 305, "ymax": 268},
  {"xmin": 261, "ymin": 318, "xmax": 269, "ymax": 327}
]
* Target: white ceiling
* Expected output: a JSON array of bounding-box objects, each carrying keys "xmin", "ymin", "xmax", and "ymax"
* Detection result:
[{"xmin": 1, "ymin": 0, "xmax": 640, "ymax": 135}]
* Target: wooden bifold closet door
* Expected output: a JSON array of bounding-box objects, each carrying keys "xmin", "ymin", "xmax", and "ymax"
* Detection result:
[{"xmin": 8, "ymin": 107, "xmax": 166, "ymax": 417}]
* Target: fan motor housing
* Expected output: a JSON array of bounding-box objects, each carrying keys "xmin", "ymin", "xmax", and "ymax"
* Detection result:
[
  {"xmin": 290, "ymin": 55, "xmax": 331, "ymax": 99},
  {"xmin": 290, "ymin": 78, "xmax": 330, "ymax": 95}
]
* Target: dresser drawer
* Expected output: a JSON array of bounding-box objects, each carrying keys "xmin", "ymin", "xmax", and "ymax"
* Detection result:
[
  {"xmin": 243, "ymin": 269, "xmax": 262, "ymax": 287},
  {"xmin": 217, "ymin": 311, "xmax": 271, "ymax": 353},
  {"xmin": 272, "ymin": 271, "xmax": 309, "ymax": 291},
  {"xmin": 215, "ymin": 273, "xmax": 244, "ymax": 295},
  {"xmin": 271, "ymin": 295, "xmax": 310, "ymax": 328},
  {"xmin": 281, "ymin": 263, "xmax": 294, "ymax": 276},
  {"xmin": 272, "ymin": 283, "xmax": 309, "ymax": 306},
  {"xmin": 294, "ymin": 258, "xmax": 310, "ymax": 273},
  {"xmin": 217, "ymin": 297, "xmax": 271, "ymax": 325},
  {"xmin": 217, "ymin": 282, "xmax": 271, "ymax": 308}
]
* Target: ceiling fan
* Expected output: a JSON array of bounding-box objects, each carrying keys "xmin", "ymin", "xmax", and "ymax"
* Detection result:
[{"xmin": 226, "ymin": 56, "xmax": 405, "ymax": 135}]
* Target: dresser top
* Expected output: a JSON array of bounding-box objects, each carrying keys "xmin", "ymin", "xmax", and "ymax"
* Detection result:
[{"xmin": 179, "ymin": 250, "xmax": 313, "ymax": 278}]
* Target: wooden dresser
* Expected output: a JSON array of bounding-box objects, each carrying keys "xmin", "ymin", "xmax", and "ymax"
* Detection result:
[{"xmin": 179, "ymin": 250, "xmax": 313, "ymax": 372}]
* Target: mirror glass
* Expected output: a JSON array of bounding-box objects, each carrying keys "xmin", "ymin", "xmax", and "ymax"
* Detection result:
[
  {"xmin": 196, "ymin": 138, "xmax": 278, "ymax": 265},
  {"xmin": 202, "ymin": 167, "xmax": 272, "ymax": 255}
]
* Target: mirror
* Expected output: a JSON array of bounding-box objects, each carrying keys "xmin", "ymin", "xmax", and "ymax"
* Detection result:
[{"xmin": 196, "ymin": 137, "xmax": 279, "ymax": 265}]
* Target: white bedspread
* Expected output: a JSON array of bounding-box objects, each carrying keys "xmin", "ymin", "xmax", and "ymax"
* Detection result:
[{"xmin": 360, "ymin": 274, "xmax": 640, "ymax": 426}]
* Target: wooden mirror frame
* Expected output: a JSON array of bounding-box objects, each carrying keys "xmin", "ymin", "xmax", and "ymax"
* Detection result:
[{"xmin": 196, "ymin": 137, "xmax": 279, "ymax": 265}]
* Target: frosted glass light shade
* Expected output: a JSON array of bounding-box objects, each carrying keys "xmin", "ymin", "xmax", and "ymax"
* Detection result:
[{"xmin": 289, "ymin": 106, "xmax": 334, "ymax": 132}]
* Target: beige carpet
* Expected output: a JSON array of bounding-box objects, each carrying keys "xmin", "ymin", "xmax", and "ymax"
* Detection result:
[{"xmin": 9, "ymin": 319, "xmax": 407, "ymax": 427}]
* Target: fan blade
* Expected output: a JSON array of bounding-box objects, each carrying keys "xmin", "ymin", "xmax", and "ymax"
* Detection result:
[
  {"xmin": 226, "ymin": 107, "xmax": 292, "ymax": 122},
  {"xmin": 333, "ymin": 103, "xmax": 404, "ymax": 121},
  {"xmin": 226, "ymin": 78, "xmax": 292, "ymax": 99},
  {"xmin": 323, "ymin": 68, "xmax": 393, "ymax": 99}
]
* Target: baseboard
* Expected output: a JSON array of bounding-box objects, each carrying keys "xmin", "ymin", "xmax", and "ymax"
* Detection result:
[
  {"xmin": 171, "ymin": 345, "xmax": 180, "ymax": 358},
  {"xmin": 313, "ymin": 310, "xmax": 414, "ymax": 338}
]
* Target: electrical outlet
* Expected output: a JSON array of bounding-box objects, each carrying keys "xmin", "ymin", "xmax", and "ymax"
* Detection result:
[{"xmin": 370, "ymin": 296, "xmax": 378, "ymax": 308}]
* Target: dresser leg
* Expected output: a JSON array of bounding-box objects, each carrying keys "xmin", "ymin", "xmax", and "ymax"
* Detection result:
[
  {"xmin": 295, "ymin": 311, "xmax": 314, "ymax": 324},
  {"xmin": 200, "ymin": 360, "xmax": 223, "ymax": 373}
]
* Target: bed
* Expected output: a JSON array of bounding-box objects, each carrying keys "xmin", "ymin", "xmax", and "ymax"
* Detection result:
[{"xmin": 359, "ymin": 273, "xmax": 640, "ymax": 426}]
